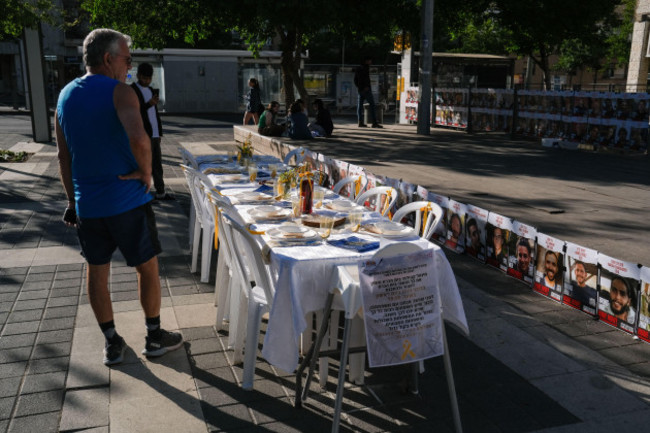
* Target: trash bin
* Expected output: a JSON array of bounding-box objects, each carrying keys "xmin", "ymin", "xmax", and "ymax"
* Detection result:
[{"xmin": 363, "ymin": 103, "xmax": 384, "ymax": 125}]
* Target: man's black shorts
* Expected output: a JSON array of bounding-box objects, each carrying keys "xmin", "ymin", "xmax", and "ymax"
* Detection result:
[{"xmin": 77, "ymin": 202, "xmax": 162, "ymax": 267}]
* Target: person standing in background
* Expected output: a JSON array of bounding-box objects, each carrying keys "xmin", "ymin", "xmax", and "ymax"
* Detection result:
[
  {"xmin": 354, "ymin": 56, "xmax": 382, "ymax": 128},
  {"xmin": 244, "ymin": 78, "xmax": 262, "ymax": 125},
  {"xmin": 131, "ymin": 62, "xmax": 173, "ymax": 200}
]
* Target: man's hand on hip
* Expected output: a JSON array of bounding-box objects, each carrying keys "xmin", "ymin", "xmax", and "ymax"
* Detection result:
[{"xmin": 118, "ymin": 169, "xmax": 153, "ymax": 193}]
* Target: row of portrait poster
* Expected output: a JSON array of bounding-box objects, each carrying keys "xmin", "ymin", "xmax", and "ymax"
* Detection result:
[
  {"xmin": 400, "ymin": 87, "xmax": 650, "ymax": 152},
  {"xmin": 301, "ymin": 147, "xmax": 650, "ymax": 342},
  {"xmin": 408, "ymin": 87, "xmax": 650, "ymax": 119}
]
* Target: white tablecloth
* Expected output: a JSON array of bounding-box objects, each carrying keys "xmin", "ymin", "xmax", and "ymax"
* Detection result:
[
  {"xmin": 262, "ymin": 238, "xmax": 468, "ymax": 373},
  {"xmin": 205, "ymin": 160, "xmax": 468, "ymax": 374}
]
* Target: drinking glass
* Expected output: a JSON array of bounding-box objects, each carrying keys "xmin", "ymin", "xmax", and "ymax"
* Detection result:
[
  {"xmin": 227, "ymin": 149, "xmax": 236, "ymax": 162},
  {"xmin": 312, "ymin": 189, "xmax": 325, "ymax": 209},
  {"xmin": 348, "ymin": 209, "xmax": 362, "ymax": 232},
  {"xmin": 319, "ymin": 216, "xmax": 334, "ymax": 239},
  {"xmin": 248, "ymin": 166, "xmax": 258, "ymax": 182},
  {"xmin": 291, "ymin": 195, "xmax": 302, "ymax": 218},
  {"xmin": 268, "ymin": 164, "xmax": 278, "ymax": 179}
]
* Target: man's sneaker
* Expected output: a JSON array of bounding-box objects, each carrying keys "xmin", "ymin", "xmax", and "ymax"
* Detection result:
[
  {"xmin": 155, "ymin": 192, "xmax": 175, "ymax": 200},
  {"xmin": 358, "ymin": 122, "xmax": 368, "ymax": 127},
  {"xmin": 142, "ymin": 329, "xmax": 183, "ymax": 357},
  {"xmin": 371, "ymin": 123, "xmax": 383, "ymax": 128},
  {"xmin": 103, "ymin": 335, "xmax": 126, "ymax": 366}
]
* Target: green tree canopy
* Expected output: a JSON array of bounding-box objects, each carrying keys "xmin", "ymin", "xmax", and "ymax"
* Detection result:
[
  {"xmin": 80, "ymin": 0, "xmax": 419, "ymax": 108},
  {"xmin": 490, "ymin": 0, "xmax": 620, "ymax": 89},
  {"xmin": 1, "ymin": 0, "xmax": 58, "ymax": 40}
]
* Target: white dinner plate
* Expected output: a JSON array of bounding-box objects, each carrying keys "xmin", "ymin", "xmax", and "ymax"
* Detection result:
[
  {"xmin": 267, "ymin": 225, "xmax": 319, "ymax": 242},
  {"xmin": 327, "ymin": 199, "xmax": 356, "ymax": 212},
  {"xmin": 248, "ymin": 205, "xmax": 292, "ymax": 220},
  {"xmin": 233, "ymin": 191, "xmax": 272, "ymax": 203},
  {"xmin": 369, "ymin": 221, "xmax": 415, "ymax": 238},
  {"xmin": 217, "ymin": 173, "xmax": 246, "ymax": 184}
]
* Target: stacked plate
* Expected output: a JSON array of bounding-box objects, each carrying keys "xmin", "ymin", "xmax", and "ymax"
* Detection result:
[
  {"xmin": 216, "ymin": 173, "xmax": 246, "ymax": 184},
  {"xmin": 248, "ymin": 205, "xmax": 292, "ymax": 221},
  {"xmin": 326, "ymin": 199, "xmax": 357, "ymax": 212},
  {"xmin": 365, "ymin": 221, "xmax": 415, "ymax": 238},
  {"xmin": 233, "ymin": 191, "xmax": 273, "ymax": 203},
  {"xmin": 267, "ymin": 225, "xmax": 319, "ymax": 242}
]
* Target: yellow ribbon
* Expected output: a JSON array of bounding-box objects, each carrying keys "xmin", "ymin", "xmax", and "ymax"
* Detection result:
[
  {"xmin": 420, "ymin": 202, "xmax": 432, "ymax": 235},
  {"xmin": 354, "ymin": 175, "xmax": 362, "ymax": 197},
  {"xmin": 246, "ymin": 224, "xmax": 265, "ymax": 235},
  {"xmin": 380, "ymin": 189, "xmax": 393, "ymax": 215},
  {"xmin": 206, "ymin": 192, "xmax": 220, "ymax": 249},
  {"xmin": 401, "ymin": 339, "xmax": 416, "ymax": 360}
]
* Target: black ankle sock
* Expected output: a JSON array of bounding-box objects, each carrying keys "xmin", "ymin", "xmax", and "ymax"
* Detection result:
[
  {"xmin": 146, "ymin": 316, "xmax": 161, "ymax": 337},
  {"xmin": 99, "ymin": 320, "xmax": 118, "ymax": 342}
]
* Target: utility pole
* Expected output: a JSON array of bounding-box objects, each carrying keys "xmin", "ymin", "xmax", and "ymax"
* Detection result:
[
  {"xmin": 23, "ymin": 24, "xmax": 51, "ymax": 142},
  {"xmin": 417, "ymin": 0, "xmax": 433, "ymax": 135}
]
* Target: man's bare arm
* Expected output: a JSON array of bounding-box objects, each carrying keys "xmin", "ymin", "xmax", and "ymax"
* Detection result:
[
  {"xmin": 55, "ymin": 111, "xmax": 78, "ymax": 227},
  {"xmin": 114, "ymin": 82, "xmax": 152, "ymax": 192}
]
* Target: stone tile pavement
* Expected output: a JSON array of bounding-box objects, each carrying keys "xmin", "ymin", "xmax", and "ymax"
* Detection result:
[{"xmin": 1, "ymin": 113, "xmax": 650, "ymax": 432}]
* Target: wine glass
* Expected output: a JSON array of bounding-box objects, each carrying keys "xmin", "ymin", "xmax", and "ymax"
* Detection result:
[
  {"xmin": 312, "ymin": 189, "xmax": 325, "ymax": 209},
  {"xmin": 319, "ymin": 216, "xmax": 334, "ymax": 239},
  {"xmin": 269, "ymin": 164, "xmax": 278, "ymax": 179},
  {"xmin": 291, "ymin": 195, "xmax": 301, "ymax": 218},
  {"xmin": 248, "ymin": 166, "xmax": 258, "ymax": 182},
  {"xmin": 348, "ymin": 209, "xmax": 362, "ymax": 232}
]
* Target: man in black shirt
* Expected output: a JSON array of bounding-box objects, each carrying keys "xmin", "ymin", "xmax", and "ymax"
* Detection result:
[{"xmin": 354, "ymin": 57, "xmax": 382, "ymax": 128}]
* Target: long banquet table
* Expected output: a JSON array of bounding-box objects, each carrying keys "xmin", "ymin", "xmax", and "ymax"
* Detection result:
[{"xmin": 197, "ymin": 153, "xmax": 469, "ymax": 374}]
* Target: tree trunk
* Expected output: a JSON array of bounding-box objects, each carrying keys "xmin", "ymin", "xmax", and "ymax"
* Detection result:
[
  {"xmin": 539, "ymin": 44, "xmax": 551, "ymax": 90},
  {"xmin": 277, "ymin": 27, "xmax": 309, "ymax": 113}
]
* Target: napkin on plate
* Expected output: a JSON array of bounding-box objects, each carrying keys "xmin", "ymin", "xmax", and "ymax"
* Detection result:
[
  {"xmin": 327, "ymin": 236, "xmax": 380, "ymax": 252},
  {"xmin": 254, "ymin": 184, "xmax": 273, "ymax": 193}
]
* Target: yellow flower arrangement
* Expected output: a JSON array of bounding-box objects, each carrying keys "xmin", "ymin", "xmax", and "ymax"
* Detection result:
[{"xmin": 237, "ymin": 134, "xmax": 254, "ymax": 162}]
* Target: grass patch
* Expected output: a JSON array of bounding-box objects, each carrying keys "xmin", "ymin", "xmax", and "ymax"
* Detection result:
[{"xmin": 0, "ymin": 150, "xmax": 30, "ymax": 162}]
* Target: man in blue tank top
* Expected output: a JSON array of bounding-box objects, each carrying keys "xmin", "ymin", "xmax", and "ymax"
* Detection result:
[{"xmin": 55, "ymin": 29, "xmax": 182, "ymax": 366}]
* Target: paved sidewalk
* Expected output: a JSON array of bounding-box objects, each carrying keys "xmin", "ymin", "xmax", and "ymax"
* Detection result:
[{"xmin": 1, "ymin": 114, "xmax": 650, "ymax": 432}]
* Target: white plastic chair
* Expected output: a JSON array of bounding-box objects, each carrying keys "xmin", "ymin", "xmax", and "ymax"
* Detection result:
[
  {"xmin": 283, "ymin": 146, "xmax": 305, "ymax": 165},
  {"xmin": 180, "ymin": 164, "xmax": 198, "ymax": 250},
  {"xmin": 178, "ymin": 147, "xmax": 198, "ymax": 169},
  {"xmin": 221, "ymin": 214, "xmax": 275, "ymax": 390},
  {"xmin": 392, "ymin": 201, "xmax": 444, "ymax": 240},
  {"xmin": 182, "ymin": 165, "xmax": 216, "ymax": 283},
  {"xmin": 332, "ymin": 175, "xmax": 368, "ymax": 200},
  {"xmin": 355, "ymin": 186, "xmax": 398, "ymax": 216},
  {"xmin": 205, "ymin": 188, "xmax": 236, "ymax": 331}
]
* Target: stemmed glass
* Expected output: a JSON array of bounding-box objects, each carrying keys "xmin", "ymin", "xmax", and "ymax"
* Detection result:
[
  {"xmin": 312, "ymin": 189, "xmax": 325, "ymax": 209},
  {"xmin": 268, "ymin": 164, "xmax": 278, "ymax": 179},
  {"xmin": 348, "ymin": 209, "xmax": 362, "ymax": 233},
  {"xmin": 248, "ymin": 166, "xmax": 258, "ymax": 182},
  {"xmin": 291, "ymin": 195, "xmax": 301, "ymax": 218},
  {"xmin": 319, "ymin": 216, "xmax": 334, "ymax": 239}
]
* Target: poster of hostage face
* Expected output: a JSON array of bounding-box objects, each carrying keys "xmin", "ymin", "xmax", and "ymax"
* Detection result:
[
  {"xmin": 464, "ymin": 204, "xmax": 488, "ymax": 263},
  {"xmin": 562, "ymin": 242, "xmax": 598, "ymax": 316},
  {"xmin": 597, "ymin": 254, "xmax": 640, "ymax": 335},
  {"xmin": 485, "ymin": 212, "xmax": 512, "ymax": 273},
  {"xmin": 533, "ymin": 233, "xmax": 565, "ymax": 302},
  {"xmin": 637, "ymin": 267, "xmax": 650, "ymax": 343},
  {"xmin": 506, "ymin": 221, "xmax": 537, "ymax": 285},
  {"xmin": 444, "ymin": 200, "xmax": 466, "ymax": 254}
]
